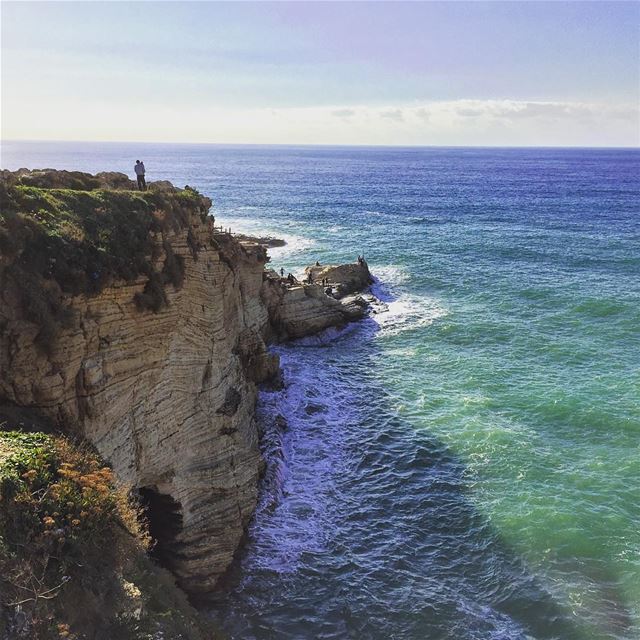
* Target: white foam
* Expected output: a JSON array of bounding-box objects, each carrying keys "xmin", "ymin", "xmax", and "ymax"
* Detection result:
[
  {"xmin": 215, "ymin": 215, "xmax": 317, "ymax": 260},
  {"xmin": 246, "ymin": 349, "xmax": 359, "ymax": 573},
  {"xmin": 268, "ymin": 234, "xmax": 316, "ymax": 260},
  {"xmin": 373, "ymin": 292, "xmax": 447, "ymax": 337},
  {"xmin": 370, "ymin": 264, "xmax": 411, "ymax": 287},
  {"xmin": 368, "ymin": 264, "xmax": 447, "ymax": 338}
]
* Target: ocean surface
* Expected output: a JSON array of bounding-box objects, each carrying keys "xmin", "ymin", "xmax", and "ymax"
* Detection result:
[{"xmin": 2, "ymin": 142, "xmax": 639, "ymax": 640}]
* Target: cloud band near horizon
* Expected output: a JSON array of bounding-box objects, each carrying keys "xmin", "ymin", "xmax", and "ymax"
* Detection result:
[{"xmin": 4, "ymin": 99, "xmax": 637, "ymax": 147}]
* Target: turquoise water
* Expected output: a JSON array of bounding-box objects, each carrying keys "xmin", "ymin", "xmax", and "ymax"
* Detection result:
[{"xmin": 2, "ymin": 143, "xmax": 639, "ymax": 639}]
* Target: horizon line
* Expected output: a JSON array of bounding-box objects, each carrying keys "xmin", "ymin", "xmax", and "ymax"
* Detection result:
[{"xmin": 2, "ymin": 138, "xmax": 639, "ymax": 151}]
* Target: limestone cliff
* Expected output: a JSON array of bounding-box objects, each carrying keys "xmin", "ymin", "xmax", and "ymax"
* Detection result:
[
  {"xmin": 0, "ymin": 169, "xmax": 366, "ymax": 598},
  {"xmin": 261, "ymin": 276, "xmax": 366, "ymax": 341}
]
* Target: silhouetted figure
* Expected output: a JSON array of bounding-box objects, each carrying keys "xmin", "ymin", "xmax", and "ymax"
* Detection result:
[
  {"xmin": 280, "ymin": 267, "xmax": 285, "ymax": 277},
  {"xmin": 287, "ymin": 273, "xmax": 295, "ymax": 285},
  {"xmin": 315, "ymin": 260, "xmax": 321, "ymax": 266},
  {"xmin": 135, "ymin": 160, "xmax": 146, "ymax": 191}
]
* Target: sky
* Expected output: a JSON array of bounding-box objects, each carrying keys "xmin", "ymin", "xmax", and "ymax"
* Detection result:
[{"xmin": 1, "ymin": 1, "xmax": 639, "ymax": 147}]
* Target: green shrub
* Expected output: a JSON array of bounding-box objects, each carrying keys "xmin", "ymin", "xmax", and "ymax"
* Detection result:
[
  {"xmin": 0, "ymin": 180, "xmax": 211, "ymax": 352},
  {"xmin": 0, "ymin": 429, "xmax": 219, "ymax": 639}
]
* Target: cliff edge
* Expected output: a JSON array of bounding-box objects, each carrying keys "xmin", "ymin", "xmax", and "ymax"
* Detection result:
[{"xmin": 0, "ymin": 169, "xmax": 369, "ymax": 612}]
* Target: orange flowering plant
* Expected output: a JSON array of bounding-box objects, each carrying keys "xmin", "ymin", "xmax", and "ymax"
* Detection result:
[
  {"xmin": 0, "ymin": 430, "xmax": 148, "ymax": 637},
  {"xmin": 0, "ymin": 432, "xmax": 139, "ymax": 555}
]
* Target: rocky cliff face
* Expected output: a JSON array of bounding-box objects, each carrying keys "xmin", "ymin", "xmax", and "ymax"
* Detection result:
[
  {"xmin": 261, "ymin": 276, "xmax": 366, "ymax": 341},
  {"xmin": 0, "ymin": 170, "xmax": 367, "ymax": 596}
]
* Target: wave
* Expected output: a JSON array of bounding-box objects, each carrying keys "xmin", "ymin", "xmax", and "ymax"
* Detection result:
[
  {"xmin": 372, "ymin": 293, "xmax": 448, "ymax": 337},
  {"xmin": 369, "ymin": 264, "xmax": 447, "ymax": 338},
  {"xmin": 216, "ymin": 215, "xmax": 317, "ymax": 259},
  {"xmin": 370, "ymin": 264, "xmax": 411, "ymax": 288},
  {"xmin": 268, "ymin": 234, "xmax": 316, "ymax": 260}
]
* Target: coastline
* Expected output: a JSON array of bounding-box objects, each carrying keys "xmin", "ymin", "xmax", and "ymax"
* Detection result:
[
  {"xmin": 0, "ymin": 168, "xmax": 376, "ymax": 636},
  {"xmin": 2, "ymin": 145, "xmax": 638, "ymax": 640}
]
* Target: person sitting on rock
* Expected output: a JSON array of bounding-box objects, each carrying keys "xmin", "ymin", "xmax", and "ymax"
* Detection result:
[
  {"xmin": 287, "ymin": 273, "xmax": 295, "ymax": 285},
  {"xmin": 315, "ymin": 260, "xmax": 321, "ymax": 266},
  {"xmin": 134, "ymin": 160, "xmax": 146, "ymax": 191}
]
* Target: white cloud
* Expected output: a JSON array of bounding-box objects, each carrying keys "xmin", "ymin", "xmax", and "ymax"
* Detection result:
[
  {"xmin": 331, "ymin": 108, "xmax": 356, "ymax": 119},
  {"xmin": 380, "ymin": 109, "xmax": 405, "ymax": 123},
  {"xmin": 3, "ymin": 99, "xmax": 638, "ymax": 147}
]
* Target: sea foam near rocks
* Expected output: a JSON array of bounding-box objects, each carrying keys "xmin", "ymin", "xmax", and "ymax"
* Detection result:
[{"xmin": 369, "ymin": 265, "xmax": 447, "ymax": 338}]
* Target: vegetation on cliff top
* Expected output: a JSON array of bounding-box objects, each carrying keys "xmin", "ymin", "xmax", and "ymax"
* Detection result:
[
  {"xmin": 0, "ymin": 172, "xmax": 212, "ymax": 352},
  {"xmin": 0, "ymin": 428, "xmax": 219, "ymax": 640}
]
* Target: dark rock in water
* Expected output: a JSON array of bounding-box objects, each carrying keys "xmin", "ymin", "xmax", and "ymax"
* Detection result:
[
  {"xmin": 234, "ymin": 233, "xmax": 287, "ymax": 248},
  {"xmin": 305, "ymin": 402, "xmax": 326, "ymax": 415}
]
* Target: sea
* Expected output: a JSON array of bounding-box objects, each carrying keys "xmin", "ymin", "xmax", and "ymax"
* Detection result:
[{"xmin": 2, "ymin": 142, "xmax": 639, "ymax": 640}]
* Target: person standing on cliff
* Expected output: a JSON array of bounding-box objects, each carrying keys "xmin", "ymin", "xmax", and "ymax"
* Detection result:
[{"xmin": 134, "ymin": 160, "xmax": 146, "ymax": 191}]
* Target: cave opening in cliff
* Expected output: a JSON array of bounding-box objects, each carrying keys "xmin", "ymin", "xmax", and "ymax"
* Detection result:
[{"xmin": 138, "ymin": 487, "xmax": 183, "ymax": 568}]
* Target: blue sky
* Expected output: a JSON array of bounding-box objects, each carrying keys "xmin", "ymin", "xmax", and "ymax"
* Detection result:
[{"xmin": 2, "ymin": 1, "xmax": 638, "ymax": 146}]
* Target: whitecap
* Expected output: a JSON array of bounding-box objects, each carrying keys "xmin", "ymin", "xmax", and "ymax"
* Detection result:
[
  {"xmin": 368, "ymin": 264, "xmax": 447, "ymax": 338},
  {"xmin": 373, "ymin": 293, "xmax": 447, "ymax": 337},
  {"xmin": 215, "ymin": 215, "xmax": 317, "ymax": 260},
  {"xmin": 370, "ymin": 264, "xmax": 411, "ymax": 288},
  {"xmin": 268, "ymin": 233, "xmax": 316, "ymax": 260}
]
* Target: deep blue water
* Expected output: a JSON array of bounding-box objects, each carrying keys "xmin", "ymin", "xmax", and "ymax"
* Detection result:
[{"xmin": 2, "ymin": 142, "xmax": 639, "ymax": 639}]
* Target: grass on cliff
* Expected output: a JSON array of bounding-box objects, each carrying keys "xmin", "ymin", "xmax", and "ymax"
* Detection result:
[
  {"xmin": 0, "ymin": 428, "xmax": 219, "ymax": 640},
  {"xmin": 0, "ymin": 183, "xmax": 209, "ymax": 352}
]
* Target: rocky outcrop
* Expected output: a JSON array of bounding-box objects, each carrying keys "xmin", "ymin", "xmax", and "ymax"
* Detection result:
[
  {"xmin": 0, "ymin": 170, "xmax": 369, "ymax": 597},
  {"xmin": 233, "ymin": 233, "xmax": 287, "ymax": 248},
  {"xmin": 305, "ymin": 260, "xmax": 373, "ymax": 298},
  {"xmin": 1, "ymin": 168, "xmax": 186, "ymax": 192},
  {"xmin": 1, "ymin": 172, "xmax": 277, "ymax": 595},
  {"xmin": 1, "ymin": 168, "xmax": 137, "ymax": 190},
  {"xmin": 261, "ymin": 275, "xmax": 366, "ymax": 341}
]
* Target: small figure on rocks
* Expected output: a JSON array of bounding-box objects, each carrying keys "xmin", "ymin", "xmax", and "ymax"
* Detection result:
[
  {"xmin": 315, "ymin": 260, "xmax": 321, "ymax": 266},
  {"xmin": 287, "ymin": 273, "xmax": 295, "ymax": 285},
  {"xmin": 280, "ymin": 267, "xmax": 285, "ymax": 277},
  {"xmin": 134, "ymin": 160, "xmax": 146, "ymax": 191}
]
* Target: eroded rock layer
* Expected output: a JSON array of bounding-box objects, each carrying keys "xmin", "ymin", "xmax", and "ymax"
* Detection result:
[
  {"xmin": 0, "ymin": 170, "xmax": 367, "ymax": 595},
  {"xmin": 1, "ymin": 190, "xmax": 277, "ymax": 594}
]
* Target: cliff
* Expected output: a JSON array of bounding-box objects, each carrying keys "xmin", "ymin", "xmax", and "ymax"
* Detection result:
[
  {"xmin": 261, "ymin": 274, "xmax": 366, "ymax": 341},
  {"xmin": 0, "ymin": 431, "xmax": 218, "ymax": 639},
  {"xmin": 0, "ymin": 169, "xmax": 368, "ymax": 610}
]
